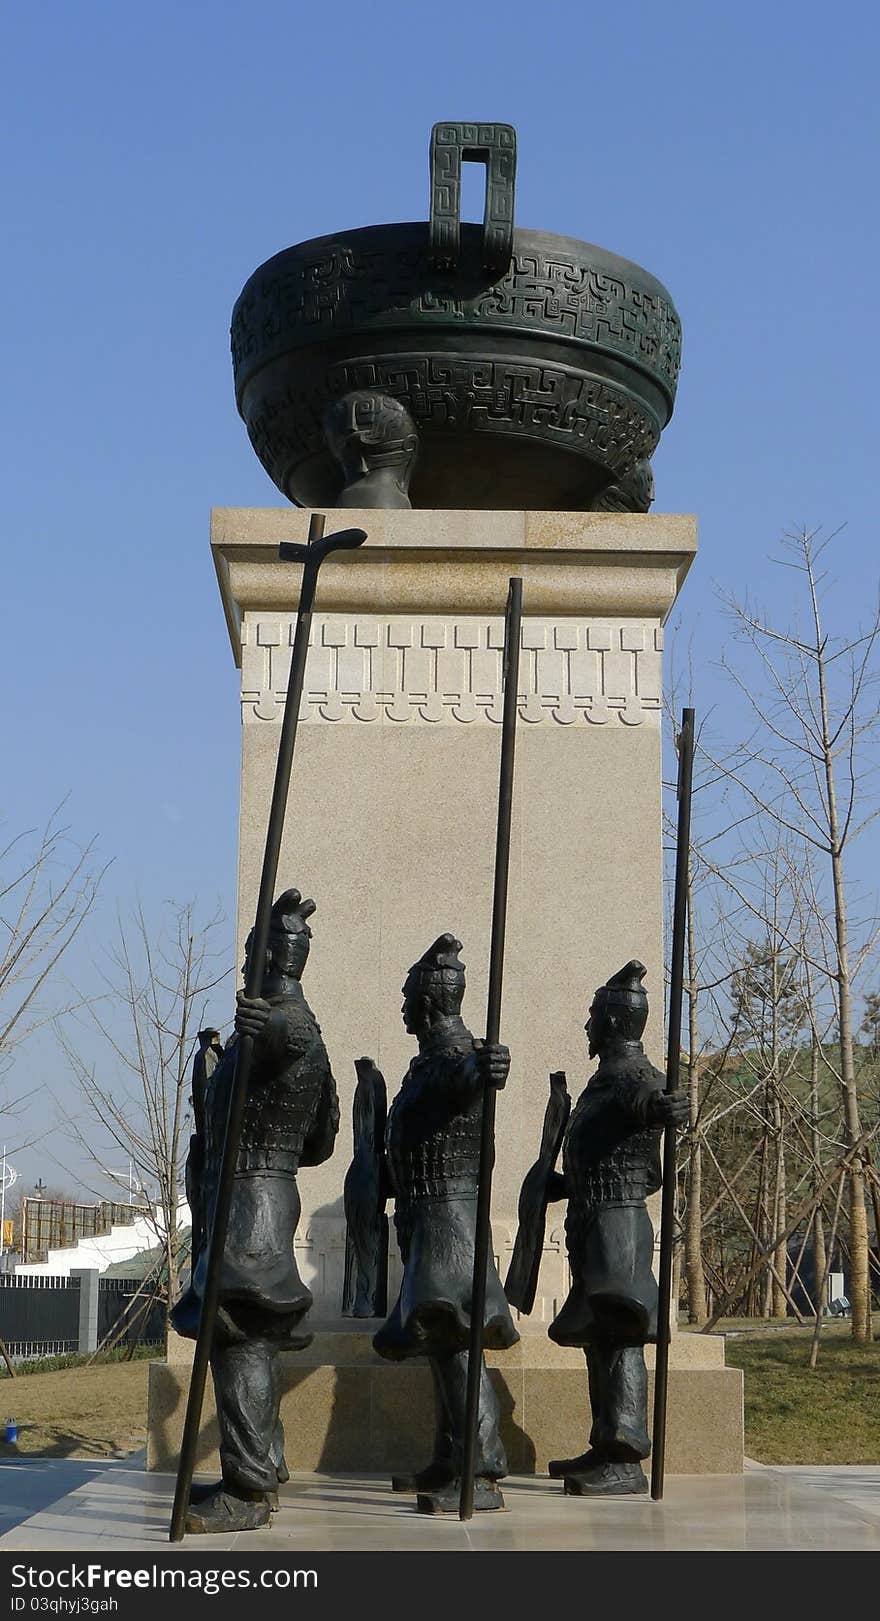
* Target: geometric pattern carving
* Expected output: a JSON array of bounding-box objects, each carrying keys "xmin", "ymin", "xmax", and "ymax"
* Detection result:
[
  {"xmin": 241, "ymin": 615, "xmax": 663, "ymax": 728},
  {"xmin": 240, "ymin": 355, "xmax": 662, "ymax": 511},
  {"xmin": 429, "ymin": 122, "xmax": 517, "ymax": 275},
  {"xmin": 232, "ymin": 243, "xmax": 681, "ymax": 401}
]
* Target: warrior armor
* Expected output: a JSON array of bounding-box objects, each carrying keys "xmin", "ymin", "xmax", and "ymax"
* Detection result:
[
  {"xmin": 385, "ymin": 1044, "xmax": 483, "ymax": 1202},
  {"xmin": 202, "ymin": 1013, "xmax": 336, "ymax": 1178}
]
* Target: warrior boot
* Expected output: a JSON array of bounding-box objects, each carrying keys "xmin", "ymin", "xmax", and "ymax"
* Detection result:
[
  {"xmin": 189, "ymin": 1479, "xmax": 280, "ymax": 1512},
  {"xmin": 392, "ymin": 1358, "xmax": 456, "ymax": 1492},
  {"xmin": 416, "ymin": 1476, "xmax": 505, "ymax": 1514},
  {"xmin": 548, "ymin": 1448, "xmax": 600, "ymax": 1479},
  {"xmin": 269, "ymin": 1430, "xmax": 289, "ymax": 1504},
  {"xmin": 392, "ymin": 1462, "xmax": 456, "ymax": 1494},
  {"xmin": 184, "ymin": 1484, "xmax": 273, "ymax": 1534},
  {"xmin": 563, "ymin": 1460, "xmax": 647, "ymax": 1497}
]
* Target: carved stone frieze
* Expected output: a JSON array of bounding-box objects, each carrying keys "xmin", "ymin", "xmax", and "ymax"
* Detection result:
[{"xmin": 241, "ymin": 614, "xmax": 663, "ymax": 727}]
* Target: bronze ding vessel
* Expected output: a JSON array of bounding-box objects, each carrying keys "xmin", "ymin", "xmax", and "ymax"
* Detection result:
[{"xmin": 231, "ymin": 122, "xmax": 681, "ymax": 511}]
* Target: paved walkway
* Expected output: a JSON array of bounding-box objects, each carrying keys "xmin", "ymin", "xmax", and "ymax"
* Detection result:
[{"xmin": 1, "ymin": 1458, "xmax": 880, "ymax": 1551}]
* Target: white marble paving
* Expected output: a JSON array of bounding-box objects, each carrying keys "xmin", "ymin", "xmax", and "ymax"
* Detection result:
[{"xmin": 1, "ymin": 1462, "xmax": 879, "ymax": 1552}]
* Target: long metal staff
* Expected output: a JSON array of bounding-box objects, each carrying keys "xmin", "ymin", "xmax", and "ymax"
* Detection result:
[
  {"xmin": 459, "ymin": 576, "xmax": 522, "ymax": 1521},
  {"xmin": 169, "ymin": 512, "xmax": 367, "ymax": 1542},
  {"xmin": 650, "ymin": 705, "xmax": 695, "ymax": 1501}
]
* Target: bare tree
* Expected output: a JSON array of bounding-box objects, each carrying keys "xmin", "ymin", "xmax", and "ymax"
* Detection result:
[
  {"xmin": 667, "ymin": 810, "xmax": 744, "ymax": 1324},
  {"xmin": 660, "ymin": 641, "xmax": 814, "ymax": 1328},
  {"xmin": 682, "ymin": 839, "xmax": 708, "ymax": 1323},
  {"xmin": 862, "ymin": 991, "xmax": 880, "ymax": 1062},
  {"xmin": 661, "ymin": 681, "xmax": 720, "ymax": 1326},
  {"xmin": 56, "ymin": 900, "xmax": 230, "ymax": 1326},
  {"xmin": 728, "ymin": 895, "xmax": 807, "ymax": 1319},
  {"xmin": 660, "ymin": 695, "xmax": 764, "ymax": 1325},
  {"xmin": 787, "ymin": 846, "xmax": 855, "ymax": 1328},
  {"xmin": 0, "ymin": 803, "xmax": 104, "ymax": 1138},
  {"xmin": 706, "ymin": 527, "xmax": 880, "ymax": 1342},
  {"xmin": 701, "ymin": 845, "xmax": 812, "ymax": 1322}
]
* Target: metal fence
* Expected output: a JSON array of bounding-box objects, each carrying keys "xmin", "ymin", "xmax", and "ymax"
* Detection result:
[
  {"xmin": 0, "ymin": 1274, "xmax": 81, "ymax": 1355},
  {"xmin": 97, "ymin": 1276, "xmax": 165, "ymax": 1349},
  {"xmin": 0, "ymin": 1272, "xmax": 164, "ymax": 1358}
]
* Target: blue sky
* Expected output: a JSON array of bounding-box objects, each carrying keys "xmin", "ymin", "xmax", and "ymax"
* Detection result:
[{"xmin": 2, "ymin": 1, "xmax": 878, "ymax": 1191}]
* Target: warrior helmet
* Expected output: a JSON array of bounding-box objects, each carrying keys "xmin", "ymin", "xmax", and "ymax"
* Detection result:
[
  {"xmin": 589, "ymin": 959, "xmax": 649, "ymax": 1041},
  {"xmin": 407, "ymin": 932, "xmax": 466, "ymax": 1016},
  {"xmin": 246, "ymin": 888, "xmax": 315, "ymax": 982}
]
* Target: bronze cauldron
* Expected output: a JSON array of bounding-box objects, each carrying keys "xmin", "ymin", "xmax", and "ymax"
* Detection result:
[{"xmin": 231, "ymin": 123, "xmax": 681, "ymax": 511}]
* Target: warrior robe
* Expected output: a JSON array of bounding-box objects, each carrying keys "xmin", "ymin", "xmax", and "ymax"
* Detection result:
[
  {"xmin": 550, "ymin": 1050, "xmax": 663, "ymax": 1349},
  {"xmin": 374, "ymin": 1035, "xmax": 518, "ymax": 1360},
  {"xmin": 172, "ymin": 987, "xmax": 339, "ymax": 1347}
]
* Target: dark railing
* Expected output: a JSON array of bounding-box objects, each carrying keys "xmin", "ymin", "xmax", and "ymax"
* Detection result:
[
  {"xmin": 0, "ymin": 1274, "xmax": 81, "ymax": 1354},
  {"xmin": 97, "ymin": 1276, "xmax": 165, "ymax": 1349},
  {"xmin": 0, "ymin": 1273, "xmax": 164, "ymax": 1358}
]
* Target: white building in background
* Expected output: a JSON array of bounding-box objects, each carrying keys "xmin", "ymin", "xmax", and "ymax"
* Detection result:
[{"xmin": 15, "ymin": 1199, "xmax": 191, "ymax": 1277}]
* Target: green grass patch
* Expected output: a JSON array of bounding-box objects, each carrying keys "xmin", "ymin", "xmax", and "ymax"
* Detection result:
[{"xmin": 724, "ymin": 1320, "xmax": 880, "ymax": 1463}]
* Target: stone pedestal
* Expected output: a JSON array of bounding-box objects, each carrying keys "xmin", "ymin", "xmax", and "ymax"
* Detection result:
[
  {"xmin": 211, "ymin": 505, "xmax": 696, "ymax": 1320},
  {"xmin": 149, "ymin": 1323, "xmax": 743, "ymax": 1477},
  {"xmin": 146, "ymin": 504, "xmax": 743, "ymax": 1479}
]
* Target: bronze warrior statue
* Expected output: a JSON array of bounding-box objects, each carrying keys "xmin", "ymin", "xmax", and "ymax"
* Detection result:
[
  {"xmin": 172, "ymin": 889, "xmax": 339, "ymax": 1533},
  {"xmin": 512, "ymin": 960, "xmax": 687, "ymax": 1496},
  {"xmin": 354, "ymin": 934, "xmax": 517, "ymax": 1513}
]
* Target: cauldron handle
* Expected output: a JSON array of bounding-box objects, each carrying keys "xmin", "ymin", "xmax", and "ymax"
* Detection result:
[{"xmin": 429, "ymin": 121, "xmax": 517, "ymax": 279}]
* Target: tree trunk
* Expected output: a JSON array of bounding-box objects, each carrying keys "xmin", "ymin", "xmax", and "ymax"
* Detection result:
[
  {"xmin": 771, "ymin": 1088, "xmax": 787, "ymax": 1318},
  {"xmin": 810, "ymin": 1169, "xmax": 846, "ymax": 1370},
  {"xmin": 162, "ymin": 1157, "xmax": 181, "ymax": 1348},
  {"xmin": 683, "ymin": 864, "xmax": 707, "ymax": 1324},
  {"xmin": 847, "ymin": 1177, "xmax": 873, "ymax": 1340},
  {"xmin": 758, "ymin": 1103, "xmax": 774, "ymax": 1319},
  {"xmin": 809, "ymin": 1035, "xmax": 827, "ymax": 1312},
  {"xmin": 685, "ymin": 1136, "xmax": 707, "ymax": 1323},
  {"xmin": 830, "ymin": 845, "xmax": 872, "ymax": 1340},
  {"xmin": 671, "ymin": 1222, "xmax": 683, "ymax": 1328},
  {"xmin": 810, "ymin": 555, "xmax": 873, "ymax": 1344},
  {"xmin": 767, "ymin": 940, "xmax": 787, "ymax": 1319}
]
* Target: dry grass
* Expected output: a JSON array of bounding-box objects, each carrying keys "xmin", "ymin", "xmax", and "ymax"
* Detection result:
[
  {"xmin": 723, "ymin": 1318, "xmax": 880, "ymax": 1464},
  {"xmin": 0, "ymin": 1361, "xmax": 150, "ymax": 1460}
]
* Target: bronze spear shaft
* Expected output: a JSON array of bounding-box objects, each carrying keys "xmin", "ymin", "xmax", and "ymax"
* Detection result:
[
  {"xmin": 650, "ymin": 706, "xmax": 695, "ymax": 1501},
  {"xmin": 169, "ymin": 512, "xmax": 367, "ymax": 1542},
  {"xmin": 459, "ymin": 576, "xmax": 522, "ymax": 1521}
]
